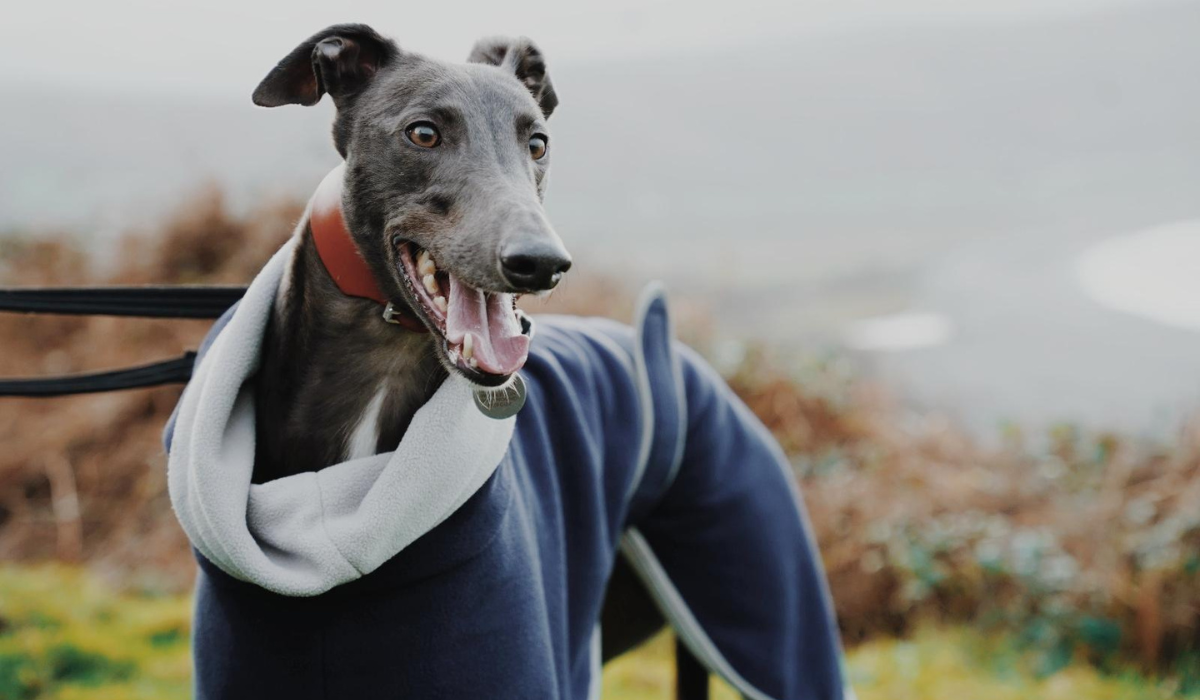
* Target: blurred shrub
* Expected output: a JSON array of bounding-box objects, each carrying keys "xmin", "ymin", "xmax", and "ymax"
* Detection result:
[
  {"xmin": 2, "ymin": 191, "xmax": 1200, "ymax": 684},
  {"xmin": 0, "ymin": 190, "xmax": 299, "ymax": 588},
  {"xmin": 730, "ymin": 345, "xmax": 1200, "ymax": 684}
]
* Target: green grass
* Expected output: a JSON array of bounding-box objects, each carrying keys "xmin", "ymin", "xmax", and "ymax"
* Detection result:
[
  {"xmin": 845, "ymin": 628, "xmax": 1181, "ymax": 700},
  {"xmin": 0, "ymin": 565, "xmax": 1184, "ymax": 699},
  {"xmin": 603, "ymin": 629, "xmax": 1183, "ymax": 700},
  {"xmin": 0, "ymin": 566, "xmax": 191, "ymax": 700}
]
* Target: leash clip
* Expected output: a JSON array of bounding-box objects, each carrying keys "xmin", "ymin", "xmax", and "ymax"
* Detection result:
[{"xmin": 380, "ymin": 300, "xmax": 430, "ymax": 333}]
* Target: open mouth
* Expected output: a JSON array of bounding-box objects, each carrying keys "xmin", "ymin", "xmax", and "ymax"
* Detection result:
[{"xmin": 396, "ymin": 242, "xmax": 532, "ymax": 386}]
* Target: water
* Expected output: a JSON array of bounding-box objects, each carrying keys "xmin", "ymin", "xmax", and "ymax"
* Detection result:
[
  {"xmin": 865, "ymin": 221, "xmax": 1200, "ymax": 436},
  {"xmin": 1076, "ymin": 221, "xmax": 1200, "ymax": 331}
]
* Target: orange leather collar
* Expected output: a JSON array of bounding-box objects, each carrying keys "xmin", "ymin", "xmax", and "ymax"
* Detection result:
[{"xmin": 309, "ymin": 165, "xmax": 427, "ymax": 333}]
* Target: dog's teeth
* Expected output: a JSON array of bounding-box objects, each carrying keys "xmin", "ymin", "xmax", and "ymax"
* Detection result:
[
  {"xmin": 468, "ymin": 357, "xmax": 478, "ymax": 369},
  {"xmin": 422, "ymin": 274, "xmax": 438, "ymax": 295},
  {"xmin": 433, "ymin": 296, "xmax": 447, "ymax": 313},
  {"xmin": 417, "ymin": 251, "xmax": 437, "ymax": 276},
  {"xmin": 462, "ymin": 333, "xmax": 474, "ymax": 360}
]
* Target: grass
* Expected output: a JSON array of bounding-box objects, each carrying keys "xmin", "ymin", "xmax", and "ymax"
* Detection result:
[
  {"xmin": 0, "ymin": 565, "xmax": 1185, "ymax": 699},
  {"xmin": 846, "ymin": 629, "xmax": 1182, "ymax": 700},
  {"xmin": 0, "ymin": 566, "xmax": 191, "ymax": 700},
  {"xmin": 604, "ymin": 629, "xmax": 1182, "ymax": 700}
]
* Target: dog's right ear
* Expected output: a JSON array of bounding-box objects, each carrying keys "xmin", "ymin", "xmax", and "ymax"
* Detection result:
[
  {"xmin": 252, "ymin": 24, "xmax": 398, "ymax": 108},
  {"xmin": 468, "ymin": 37, "xmax": 558, "ymax": 118}
]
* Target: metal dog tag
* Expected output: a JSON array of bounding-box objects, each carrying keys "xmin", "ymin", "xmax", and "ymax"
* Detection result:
[{"xmin": 473, "ymin": 374, "xmax": 527, "ymax": 420}]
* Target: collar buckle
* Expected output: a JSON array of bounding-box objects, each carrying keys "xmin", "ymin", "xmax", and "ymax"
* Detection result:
[{"xmin": 381, "ymin": 301, "xmax": 404, "ymax": 325}]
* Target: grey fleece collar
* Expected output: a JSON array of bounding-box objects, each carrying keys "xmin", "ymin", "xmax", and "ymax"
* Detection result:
[{"xmin": 167, "ymin": 236, "xmax": 516, "ymax": 597}]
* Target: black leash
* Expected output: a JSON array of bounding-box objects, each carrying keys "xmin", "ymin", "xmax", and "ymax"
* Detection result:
[
  {"xmin": 0, "ymin": 352, "xmax": 199, "ymax": 397},
  {"xmin": 0, "ymin": 286, "xmax": 243, "ymax": 397},
  {"xmin": 0, "ymin": 286, "xmax": 245, "ymax": 319}
]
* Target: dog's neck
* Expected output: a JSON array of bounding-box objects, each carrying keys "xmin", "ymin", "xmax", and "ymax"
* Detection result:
[{"xmin": 252, "ymin": 221, "xmax": 445, "ymax": 483}]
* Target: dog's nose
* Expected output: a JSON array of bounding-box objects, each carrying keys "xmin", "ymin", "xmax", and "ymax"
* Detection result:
[{"xmin": 500, "ymin": 242, "xmax": 573, "ymax": 291}]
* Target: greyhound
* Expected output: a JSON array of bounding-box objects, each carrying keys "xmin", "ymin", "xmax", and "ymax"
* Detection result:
[
  {"xmin": 165, "ymin": 23, "xmax": 849, "ymax": 699},
  {"xmin": 250, "ymin": 24, "xmax": 569, "ymax": 483}
]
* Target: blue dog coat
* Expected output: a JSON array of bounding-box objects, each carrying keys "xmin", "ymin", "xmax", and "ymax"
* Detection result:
[{"xmin": 164, "ymin": 239, "xmax": 847, "ymax": 699}]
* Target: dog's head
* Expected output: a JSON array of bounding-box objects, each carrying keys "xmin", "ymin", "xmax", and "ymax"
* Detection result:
[{"xmin": 254, "ymin": 24, "xmax": 570, "ymax": 386}]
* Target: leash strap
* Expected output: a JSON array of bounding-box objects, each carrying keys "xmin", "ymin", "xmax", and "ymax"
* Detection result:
[
  {"xmin": 0, "ymin": 286, "xmax": 237, "ymax": 397},
  {"xmin": 0, "ymin": 352, "xmax": 197, "ymax": 397},
  {"xmin": 0, "ymin": 286, "xmax": 245, "ymax": 319}
]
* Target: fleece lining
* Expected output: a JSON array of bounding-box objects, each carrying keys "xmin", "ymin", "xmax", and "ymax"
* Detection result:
[{"xmin": 167, "ymin": 236, "xmax": 516, "ymax": 596}]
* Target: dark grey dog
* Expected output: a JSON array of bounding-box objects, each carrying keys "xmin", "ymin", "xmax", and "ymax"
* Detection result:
[
  {"xmin": 174, "ymin": 25, "xmax": 851, "ymax": 695},
  {"xmin": 250, "ymin": 24, "xmax": 572, "ymax": 483},
  {"xmin": 246, "ymin": 21, "xmax": 668, "ymax": 672}
]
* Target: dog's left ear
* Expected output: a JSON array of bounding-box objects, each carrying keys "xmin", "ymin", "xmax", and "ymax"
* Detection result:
[{"xmin": 468, "ymin": 37, "xmax": 558, "ymax": 118}]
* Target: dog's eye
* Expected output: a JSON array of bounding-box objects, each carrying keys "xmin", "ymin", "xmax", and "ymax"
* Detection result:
[
  {"xmin": 529, "ymin": 134, "xmax": 548, "ymax": 160},
  {"xmin": 406, "ymin": 122, "xmax": 441, "ymax": 149}
]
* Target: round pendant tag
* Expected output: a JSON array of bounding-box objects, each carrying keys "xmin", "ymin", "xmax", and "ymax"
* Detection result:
[{"xmin": 473, "ymin": 374, "xmax": 527, "ymax": 420}]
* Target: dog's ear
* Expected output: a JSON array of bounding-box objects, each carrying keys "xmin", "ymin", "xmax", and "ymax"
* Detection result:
[
  {"xmin": 253, "ymin": 24, "xmax": 398, "ymax": 108},
  {"xmin": 467, "ymin": 37, "xmax": 558, "ymax": 118}
]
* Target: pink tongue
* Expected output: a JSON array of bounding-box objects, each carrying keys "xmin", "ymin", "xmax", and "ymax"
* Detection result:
[{"xmin": 445, "ymin": 275, "xmax": 530, "ymax": 375}]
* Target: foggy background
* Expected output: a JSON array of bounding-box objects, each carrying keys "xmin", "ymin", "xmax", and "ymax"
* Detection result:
[{"xmin": 3, "ymin": 0, "xmax": 1199, "ymax": 435}]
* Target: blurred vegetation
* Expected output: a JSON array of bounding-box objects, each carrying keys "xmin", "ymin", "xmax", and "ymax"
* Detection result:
[
  {"xmin": 2, "ymin": 191, "xmax": 1200, "ymax": 693},
  {"xmin": 0, "ymin": 566, "xmax": 189, "ymax": 700},
  {"xmin": 0, "ymin": 565, "xmax": 1181, "ymax": 700}
]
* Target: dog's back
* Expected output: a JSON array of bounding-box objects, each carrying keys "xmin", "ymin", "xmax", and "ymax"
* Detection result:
[{"xmin": 170, "ymin": 296, "xmax": 847, "ymax": 699}]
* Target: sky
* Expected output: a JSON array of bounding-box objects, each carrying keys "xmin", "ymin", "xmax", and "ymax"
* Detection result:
[{"xmin": 1, "ymin": 0, "xmax": 1139, "ymax": 94}]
